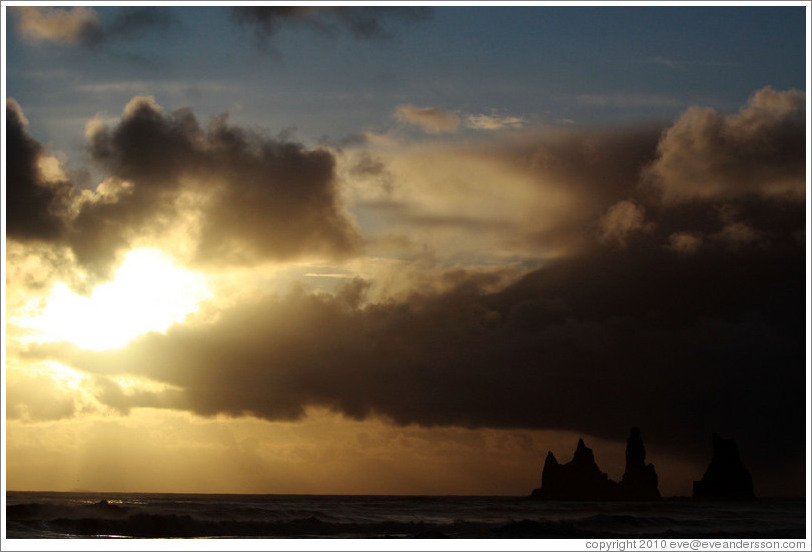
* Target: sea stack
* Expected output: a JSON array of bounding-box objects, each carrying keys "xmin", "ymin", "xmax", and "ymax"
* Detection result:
[
  {"xmin": 530, "ymin": 438, "xmax": 618, "ymax": 500},
  {"xmin": 531, "ymin": 428, "xmax": 661, "ymax": 501},
  {"xmin": 693, "ymin": 433, "xmax": 756, "ymax": 500},
  {"xmin": 618, "ymin": 427, "xmax": 661, "ymax": 500}
]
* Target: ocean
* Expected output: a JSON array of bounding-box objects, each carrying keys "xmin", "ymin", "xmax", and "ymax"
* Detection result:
[{"xmin": 4, "ymin": 491, "xmax": 807, "ymax": 539}]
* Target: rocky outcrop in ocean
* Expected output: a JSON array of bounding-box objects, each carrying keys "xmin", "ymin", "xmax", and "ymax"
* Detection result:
[
  {"xmin": 530, "ymin": 438, "xmax": 618, "ymax": 500},
  {"xmin": 693, "ymin": 433, "xmax": 755, "ymax": 501},
  {"xmin": 619, "ymin": 426, "xmax": 661, "ymax": 500},
  {"xmin": 531, "ymin": 429, "xmax": 757, "ymax": 501},
  {"xmin": 530, "ymin": 428, "xmax": 661, "ymax": 501}
]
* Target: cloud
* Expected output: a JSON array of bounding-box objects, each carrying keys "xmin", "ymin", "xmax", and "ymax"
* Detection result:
[
  {"xmin": 348, "ymin": 116, "xmax": 802, "ymax": 270},
  {"xmin": 710, "ymin": 206, "xmax": 765, "ymax": 249},
  {"xmin": 342, "ymin": 126, "xmax": 663, "ymax": 271},
  {"xmin": 644, "ymin": 87, "xmax": 806, "ymax": 204},
  {"xmin": 666, "ymin": 232, "xmax": 703, "ymax": 255},
  {"xmin": 6, "ymin": 370, "xmax": 78, "ymax": 421},
  {"xmin": 13, "ymin": 88, "xmax": 807, "ymax": 494},
  {"xmin": 395, "ymin": 105, "xmax": 462, "ymax": 134},
  {"xmin": 12, "ymin": 6, "xmax": 99, "ymax": 45},
  {"xmin": 5, "ymin": 99, "xmax": 72, "ymax": 242},
  {"xmin": 466, "ymin": 113, "xmax": 527, "ymax": 131},
  {"xmin": 98, "ymin": 7, "xmax": 177, "ymax": 43},
  {"xmin": 83, "ymin": 96, "xmax": 360, "ymax": 270},
  {"xmin": 12, "ymin": 6, "xmax": 176, "ymax": 48},
  {"xmin": 393, "ymin": 107, "xmax": 527, "ymax": 134},
  {"xmin": 232, "ymin": 6, "xmax": 430, "ymax": 42},
  {"xmin": 598, "ymin": 200, "xmax": 654, "ymax": 247},
  {"xmin": 35, "ymin": 223, "xmax": 805, "ymax": 488},
  {"xmin": 15, "ymin": 88, "xmax": 806, "ymax": 494},
  {"xmin": 6, "ymin": 98, "xmax": 360, "ymax": 277}
]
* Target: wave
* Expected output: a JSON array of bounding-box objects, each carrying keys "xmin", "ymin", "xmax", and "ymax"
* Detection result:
[{"xmin": 5, "ymin": 494, "xmax": 806, "ymax": 539}]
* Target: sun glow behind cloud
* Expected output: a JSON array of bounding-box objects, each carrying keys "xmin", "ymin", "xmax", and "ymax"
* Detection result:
[{"xmin": 16, "ymin": 248, "xmax": 211, "ymax": 351}]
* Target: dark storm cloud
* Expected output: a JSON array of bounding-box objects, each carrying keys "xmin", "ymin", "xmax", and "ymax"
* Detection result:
[
  {"xmin": 232, "ymin": 6, "xmax": 430, "ymax": 42},
  {"xmin": 5, "ymin": 99, "xmax": 71, "ymax": 242},
  {"xmin": 36, "ymin": 218, "xmax": 805, "ymax": 489},
  {"xmin": 6, "ymin": 97, "xmax": 360, "ymax": 276},
  {"xmin": 83, "ymin": 97, "xmax": 359, "ymax": 269}
]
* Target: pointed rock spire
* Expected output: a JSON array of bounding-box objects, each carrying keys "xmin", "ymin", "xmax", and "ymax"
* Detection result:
[
  {"xmin": 619, "ymin": 427, "xmax": 660, "ymax": 500},
  {"xmin": 530, "ymin": 437, "xmax": 618, "ymax": 500}
]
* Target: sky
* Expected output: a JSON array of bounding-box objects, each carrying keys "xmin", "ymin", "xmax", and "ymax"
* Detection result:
[{"xmin": 2, "ymin": 3, "xmax": 809, "ymax": 498}]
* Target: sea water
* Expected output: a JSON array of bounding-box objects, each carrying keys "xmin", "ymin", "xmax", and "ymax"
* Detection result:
[{"xmin": 5, "ymin": 491, "xmax": 806, "ymax": 539}]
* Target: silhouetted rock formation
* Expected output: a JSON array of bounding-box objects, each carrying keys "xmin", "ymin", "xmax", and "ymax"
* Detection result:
[
  {"xmin": 619, "ymin": 427, "xmax": 661, "ymax": 500},
  {"xmin": 693, "ymin": 433, "xmax": 756, "ymax": 501},
  {"xmin": 531, "ymin": 428, "xmax": 661, "ymax": 501},
  {"xmin": 531, "ymin": 438, "xmax": 619, "ymax": 500}
]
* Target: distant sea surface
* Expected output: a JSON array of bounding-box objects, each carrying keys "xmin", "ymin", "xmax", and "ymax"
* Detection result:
[{"xmin": 5, "ymin": 491, "xmax": 806, "ymax": 539}]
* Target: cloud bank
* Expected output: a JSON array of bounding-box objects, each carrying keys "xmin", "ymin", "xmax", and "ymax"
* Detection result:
[
  {"xmin": 11, "ymin": 88, "xmax": 807, "ymax": 493},
  {"xmin": 36, "ymin": 228, "xmax": 804, "ymax": 482}
]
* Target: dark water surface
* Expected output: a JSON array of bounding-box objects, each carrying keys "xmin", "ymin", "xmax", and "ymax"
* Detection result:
[{"xmin": 5, "ymin": 491, "xmax": 806, "ymax": 539}]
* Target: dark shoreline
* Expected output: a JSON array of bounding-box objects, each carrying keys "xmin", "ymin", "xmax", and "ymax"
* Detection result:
[{"xmin": 6, "ymin": 492, "xmax": 806, "ymax": 539}]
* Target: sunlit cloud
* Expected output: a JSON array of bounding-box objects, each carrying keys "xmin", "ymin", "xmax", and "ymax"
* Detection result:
[
  {"xmin": 643, "ymin": 87, "xmax": 805, "ymax": 204},
  {"xmin": 12, "ymin": 6, "xmax": 100, "ymax": 46},
  {"xmin": 598, "ymin": 200, "xmax": 654, "ymax": 247},
  {"xmin": 394, "ymin": 104, "xmax": 462, "ymax": 134},
  {"xmin": 11, "ymin": 6, "xmax": 175, "ymax": 48},
  {"xmin": 6, "ymin": 97, "xmax": 361, "ymax": 278},
  {"xmin": 466, "ymin": 113, "xmax": 527, "ymax": 130},
  {"xmin": 13, "ymin": 248, "xmax": 211, "ymax": 351}
]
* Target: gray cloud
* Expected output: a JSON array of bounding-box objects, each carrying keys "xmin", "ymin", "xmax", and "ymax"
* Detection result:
[
  {"xmin": 5, "ymin": 99, "xmax": 72, "ymax": 242},
  {"xmin": 233, "ymin": 6, "xmax": 430, "ymax": 43}
]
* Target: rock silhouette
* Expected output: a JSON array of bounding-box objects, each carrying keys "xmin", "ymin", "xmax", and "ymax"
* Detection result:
[
  {"xmin": 693, "ymin": 433, "xmax": 756, "ymax": 500},
  {"xmin": 531, "ymin": 428, "xmax": 661, "ymax": 501},
  {"xmin": 531, "ymin": 438, "xmax": 618, "ymax": 500},
  {"xmin": 619, "ymin": 427, "xmax": 661, "ymax": 500}
]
